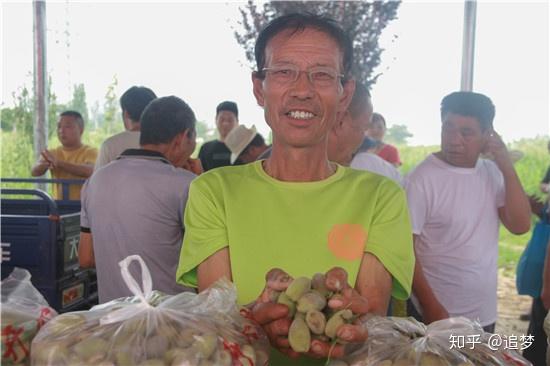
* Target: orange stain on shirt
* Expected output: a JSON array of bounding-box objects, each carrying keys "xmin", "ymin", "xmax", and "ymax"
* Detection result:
[{"xmin": 327, "ymin": 224, "xmax": 367, "ymax": 261}]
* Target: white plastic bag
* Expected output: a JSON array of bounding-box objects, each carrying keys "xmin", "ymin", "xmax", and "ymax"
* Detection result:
[
  {"xmin": 1, "ymin": 268, "xmax": 57, "ymax": 365},
  {"xmin": 343, "ymin": 316, "xmax": 532, "ymax": 366},
  {"xmin": 31, "ymin": 255, "xmax": 270, "ymax": 365}
]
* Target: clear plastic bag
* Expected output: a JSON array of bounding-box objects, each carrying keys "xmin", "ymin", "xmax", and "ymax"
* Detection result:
[
  {"xmin": 1, "ymin": 268, "xmax": 57, "ymax": 365},
  {"xmin": 31, "ymin": 255, "xmax": 270, "ymax": 366},
  {"xmin": 343, "ymin": 316, "xmax": 532, "ymax": 366}
]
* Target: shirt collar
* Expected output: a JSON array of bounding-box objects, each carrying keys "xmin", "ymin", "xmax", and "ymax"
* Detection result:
[{"xmin": 118, "ymin": 149, "xmax": 171, "ymax": 165}]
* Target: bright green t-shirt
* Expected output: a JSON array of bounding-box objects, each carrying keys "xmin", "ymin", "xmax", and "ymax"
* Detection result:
[{"xmin": 176, "ymin": 161, "xmax": 414, "ymax": 365}]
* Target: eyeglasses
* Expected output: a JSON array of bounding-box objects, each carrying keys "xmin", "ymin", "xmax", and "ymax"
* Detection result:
[{"xmin": 262, "ymin": 65, "xmax": 344, "ymax": 88}]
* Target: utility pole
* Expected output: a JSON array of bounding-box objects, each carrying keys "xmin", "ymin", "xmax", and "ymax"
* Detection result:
[
  {"xmin": 461, "ymin": 0, "xmax": 477, "ymax": 91},
  {"xmin": 33, "ymin": 0, "xmax": 48, "ymax": 191}
]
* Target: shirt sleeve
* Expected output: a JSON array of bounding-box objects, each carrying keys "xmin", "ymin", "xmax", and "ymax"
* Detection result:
[
  {"xmin": 365, "ymin": 181, "xmax": 415, "ymax": 300},
  {"xmin": 84, "ymin": 147, "xmax": 98, "ymax": 165},
  {"xmin": 404, "ymin": 176, "xmax": 429, "ymax": 235},
  {"xmin": 94, "ymin": 142, "xmax": 110, "ymax": 170},
  {"xmin": 176, "ymin": 177, "xmax": 229, "ymax": 288},
  {"xmin": 493, "ymin": 163, "xmax": 506, "ymax": 208}
]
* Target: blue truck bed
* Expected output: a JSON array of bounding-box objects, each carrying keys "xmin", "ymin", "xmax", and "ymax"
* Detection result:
[{"xmin": 1, "ymin": 182, "xmax": 98, "ymax": 312}]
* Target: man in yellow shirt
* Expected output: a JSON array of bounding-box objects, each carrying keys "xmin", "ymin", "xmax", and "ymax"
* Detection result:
[{"xmin": 31, "ymin": 110, "xmax": 97, "ymax": 200}]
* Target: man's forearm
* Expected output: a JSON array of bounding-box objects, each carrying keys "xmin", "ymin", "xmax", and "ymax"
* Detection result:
[
  {"xmin": 197, "ymin": 247, "xmax": 232, "ymax": 292},
  {"xmin": 31, "ymin": 162, "xmax": 49, "ymax": 176},
  {"xmin": 355, "ymin": 252, "xmax": 392, "ymax": 315},
  {"xmin": 413, "ymin": 260, "xmax": 438, "ymax": 308},
  {"xmin": 412, "ymin": 258, "xmax": 449, "ymax": 323},
  {"xmin": 78, "ymin": 232, "xmax": 95, "ymax": 268},
  {"xmin": 499, "ymin": 162, "xmax": 531, "ymax": 234},
  {"xmin": 57, "ymin": 161, "xmax": 94, "ymax": 178}
]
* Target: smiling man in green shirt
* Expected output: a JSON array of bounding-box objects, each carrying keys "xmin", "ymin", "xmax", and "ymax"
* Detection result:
[{"xmin": 177, "ymin": 13, "xmax": 414, "ymax": 365}]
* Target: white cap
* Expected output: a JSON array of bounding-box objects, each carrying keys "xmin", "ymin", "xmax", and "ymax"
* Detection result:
[{"xmin": 225, "ymin": 125, "xmax": 257, "ymax": 164}]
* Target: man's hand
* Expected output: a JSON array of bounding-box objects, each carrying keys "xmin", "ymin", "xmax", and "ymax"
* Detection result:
[
  {"xmin": 308, "ymin": 267, "xmax": 369, "ymax": 359},
  {"xmin": 37, "ymin": 158, "xmax": 52, "ymax": 170},
  {"xmin": 31, "ymin": 154, "xmax": 53, "ymax": 176},
  {"xmin": 252, "ymin": 267, "xmax": 370, "ymax": 359},
  {"xmin": 252, "ymin": 268, "xmax": 297, "ymax": 358},
  {"xmin": 483, "ymin": 130, "xmax": 511, "ymax": 168},
  {"xmin": 41, "ymin": 150, "xmax": 58, "ymax": 168},
  {"xmin": 180, "ymin": 158, "xmax": 204, "ymax": 175}
]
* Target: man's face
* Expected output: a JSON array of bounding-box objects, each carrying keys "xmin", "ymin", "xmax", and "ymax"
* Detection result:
[
  {"xmin": 239, "ymin": 145, "xmax": 264, "ymax": 164},
  {"xmin": 252, "ymin": 28, "xmax": 354, "ymax": 149},
  {"xmin": 366, "ymin": 118, "xmax": 385, "ymax": 141},
  {"xmin": 170, "ymin": 129, "xmax": 197, "ymax": 166},
  {"xmin": 328, "ymin": 101, "xmax": 373, "ymax": 165},
  {"xmin": 440, "ymin": 112, "xmax": 488, "ymax": 168},
  {"xmin": 348, "ymin": 100, "xmax": 373, "ymax": 152},
  {"xmin": 182, "ymin": 129, "xmax": 197, "ymax": 159},
  {"xmin": 57, "ymin": 116, "xmax": 83, "ymax": 148},
  {"xmin": 216, "ymin": 111, "xmax": 238, "ymax": 139}
]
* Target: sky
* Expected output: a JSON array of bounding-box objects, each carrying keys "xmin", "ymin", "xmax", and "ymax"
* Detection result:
[{"xmin": 2, "ymin": 1, "xmax": 549, "ymax": 146}]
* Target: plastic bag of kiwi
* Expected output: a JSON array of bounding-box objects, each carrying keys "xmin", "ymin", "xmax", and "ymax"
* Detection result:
[
  {"xmin": 344, "ymin": 316, "xmax": 533, "ymax": 366},
  {"xmin": 1, "ymin": 268, "xmax": 57, "ymax": 366},
  {"xmin": 31, "ymin": 255, "xmax": 270, "ymax": 366}
]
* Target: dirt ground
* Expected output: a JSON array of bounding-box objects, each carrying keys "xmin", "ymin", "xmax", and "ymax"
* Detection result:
[{"xmin": 496, "ymin": 268, "xmax": 533, "ymax": 337}]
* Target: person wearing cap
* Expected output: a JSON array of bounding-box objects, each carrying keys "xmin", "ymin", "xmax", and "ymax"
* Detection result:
[
  {"xmin": 198, "ymin": 101, "xmax": 239, "ymax": 171},
  {"xmin": 177, "ymin": 13, "xmax": 414, "ymax": 365},
  {"xmin": 225, "ymin": 125, "xmax": 269, "ymax": 165}
]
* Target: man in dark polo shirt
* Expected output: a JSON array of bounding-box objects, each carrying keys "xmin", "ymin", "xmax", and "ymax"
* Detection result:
[
  {"xmin": 198, "ymin": 101, "xmax": 239, "ymax": 171},
  {"xmin": 78, "ymin": 96, "xmax": 196, "ymax": 303}
]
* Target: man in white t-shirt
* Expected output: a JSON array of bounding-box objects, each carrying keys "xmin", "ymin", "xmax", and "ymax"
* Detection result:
[
  {"xmin": 94, "ymin": 86, "xmax": 157, "ymax": 170},
  {"xmin": 404, "ymin": 91, "xmax": 530, "ymax": 332},
  {"xmin": 327, "ymin": 82, "xmax": 401, "ymax": 185}
]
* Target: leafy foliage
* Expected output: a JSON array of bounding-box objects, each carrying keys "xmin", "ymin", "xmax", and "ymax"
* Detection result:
[
  {"xmin": 234, "ymin": 0, "xmax": 401, "ymax": 88},
  {"xmin": 385, "ymin": 124, "xmax": 413, "ymax": 145},
  {"xmin": 67, "ymin": 83, "xmax": 89, "ymax": 122},
  {"xmin": 102, "ymin": 75, "xmax": 121, "ymax": 134},
  {"xmin": 1, "ymin": 86, "xmax": 33, "ymax": 140}
]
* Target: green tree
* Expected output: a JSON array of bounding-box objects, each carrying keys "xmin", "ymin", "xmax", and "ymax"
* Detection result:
[
  {"xmin": 1, "ymin": 107, "xmax": 17, "ymax": 131},
  {"xmin": 1, "ymin": 86, "xmax": 33, "ymax": 141},
  {"xmin": 195, "ymin": 120, "xmax": 214, "ymax": 142},
  {"xmin": 67, "ymin": 83, "xmax": 89, "ymax": 122},
  {"xmin": 48, "ymin": 76, "xmax": 66, "ymax": 137},
  {"xmin": 234, "ymin": 1, "xmax": 400, "ymax": 88},
  {"xmin": 385, "ymin": 124, "xmax": 413, "ymax": 145},
  {"xmin": 103, "ymin": 76, "xmax": 122, "ymax": 135},
  {"xmin": 89, "ymin": 100, "xmax": 102, "ymax": 130}
]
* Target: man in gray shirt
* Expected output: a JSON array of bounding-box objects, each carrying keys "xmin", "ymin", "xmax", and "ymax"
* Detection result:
[{"xmin": 79, "ymin": 96, "xmax": 197, "ymax": 303}]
